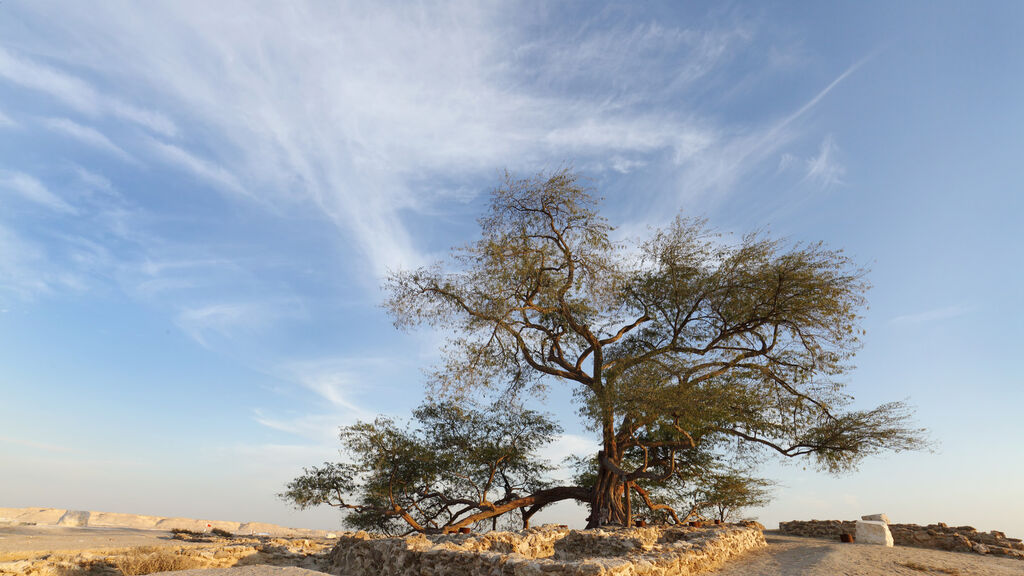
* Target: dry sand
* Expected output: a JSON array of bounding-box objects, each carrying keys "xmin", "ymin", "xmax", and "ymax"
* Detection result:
[
  {"xmin": 151, "ymin": 569, "xmax": 331, "ymax": 576},
  {"xmin": 0, "ymin": 525, "xmax": 190, "ymax": 558},
  {"xmin": 706, "ymin": 532, "xmax": 1024, "ymax": 576}
]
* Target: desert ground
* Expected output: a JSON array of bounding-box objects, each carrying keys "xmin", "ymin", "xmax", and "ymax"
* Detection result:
[
  {"xmin": 3, "ymin": 510, "xmax": 1022, "ymax": 576},
  {"xmin": 704, "ymin": 532, "xmax": 1024, "ymax": 576}
]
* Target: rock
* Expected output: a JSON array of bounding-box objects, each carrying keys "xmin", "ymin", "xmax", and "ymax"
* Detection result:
[
  {"xmin": 860, "ymin": 513, "xmax": 890, "ymax": 524},
  {"xmin": 855, "ymin": 520, "xmax": 894, "ymax": 547},
  {"xmin": 972, "ymin": 542, "xmax": 990, "ymax": 554},
  {"xmin": 57, "ymin": 510, "xmax": 90, "ymax": 527}
]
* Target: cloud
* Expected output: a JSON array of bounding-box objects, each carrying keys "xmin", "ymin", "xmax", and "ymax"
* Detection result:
[
  {"xmin": 0, "ymin": 46, "xmax": 99, "ymax": 113},
  {"xmin": 802, "ymin": 134, "xmax": 845, "ymax": 188},
  {"xmin": 0, "ymin": 223, "xmax": 89, "ymax": 299},
  {"xmin": 147, "ymin": 139, "xmax": 246, "ymax": 197},
  {"xmin": 42, "ymin": 117, "xmax": 135, "ymax": 162},
  {"xmin": 0, "ymin": 46, "xmax": 177, "ymax": 136},
  {"xmin": 0, "ymin": 224, "xmax": 51, "ymax": 298},
  {"xmin": 0, "ymin": 4, "xmax": 776, "ymax": 277},
  {"xmin": 0, "ymin": 170, "xmax": 76, "ymax": 213},
  {"xmin": 175, "ymin": 302, "xmax": 282, "ymax": 348},
  {"xmin": 0, "ymin": 435, "xmax": 72, "ymax": 453},
  {"xmin": 0, "ymin": 107, "xmax": 14, "ymax": 127},
  {"xmin": 73, "ymin": 166, "xmax": 116, "ymax": 195},
  {"xmin": 891, "ymin": 305, "xmax": 970, "ymax": 325},
  {"xmin": 779, "ymin": 134, "xmax": 846, "ymax": 189}
]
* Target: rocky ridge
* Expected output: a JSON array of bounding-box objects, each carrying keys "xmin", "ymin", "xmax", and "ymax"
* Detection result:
[
  {"xmin": 778, "ymin": 519, "xmax": 1024, "ymax": 559},
  {"xmin": 0, "ymin": 508, "xmax": 333, "ymax": 538}
]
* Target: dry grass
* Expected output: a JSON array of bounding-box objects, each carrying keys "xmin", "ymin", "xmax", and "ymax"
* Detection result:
[
  {"xmin": 108, "ymin": 547, "xmax": 207, "ymax": 575},
  {"xmin": 896, "ymin": 560, "xmax": 964, "ymax": 575}
]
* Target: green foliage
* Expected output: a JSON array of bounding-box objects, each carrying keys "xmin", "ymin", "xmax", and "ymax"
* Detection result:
[{"xmin": 281, "ymin": 400, "xmax": 561, "ymax": 534}]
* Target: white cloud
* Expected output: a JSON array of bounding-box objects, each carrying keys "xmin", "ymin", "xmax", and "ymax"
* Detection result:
[
  {"xmin": 73, "ymin": 166, "xmax": 116, "ymax": 195},
  {"xmin": 0, "ymin": 224, "xmax": 52, "ymax": 298},
  {"xmin": 251, "ymin": 411, "xmax": 346, "ymax": 445},
  {"xmin": 147, "ymin": 139, "xmax": 246, "ymax": 197},
  {"xmin": 0, "ymin": 107, "xmax": 15, "ymax": 127},
  {"xmin": 0, "ymin": 46, "xmax": 177, "ymax": 136},
  {"xmin": 0, "ymin": 224, "xmax": 90, "ymax": 299},
  {"xmin": 42, "ymin": 117, "xmax": 135, "ymax": 162},
  {"xmin": 0, "ymin": 46, "xmax": 99, "ymax": 113},
  {"xmin": 175, "ymin": 302, "xmax": 278, "ymax": 348},
  {"xmin": 802, "ymin": 134, "xmax": 845, "ymax": 188},
  {"xmin": 0, "ymin": 4, "xmax": 774, "ymax": 277},
  {"xmin": 891, "ymin": 305, "xmax": 970, "ymax": 325},
  {"xmin": 0, "ymin": 170, "xmax": 76, "ymax": 213}
]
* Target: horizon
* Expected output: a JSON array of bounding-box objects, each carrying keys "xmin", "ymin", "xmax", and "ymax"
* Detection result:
[{"xmin": 1, "ymin": 1, "xmax": 1022, "ymax": 538}]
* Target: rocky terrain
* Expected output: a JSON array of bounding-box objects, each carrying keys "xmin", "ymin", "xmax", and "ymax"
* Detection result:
[
  {"xmin": 0, "ymin": 528, "xmax": 335, "ymax": 576},
  {"xmin": 327, "ymin": 523, "xmax": 766, "ymax": 576},
  {"xmin": 778, "ymin": 519, "xmax": 1024, "ymax": 559}
]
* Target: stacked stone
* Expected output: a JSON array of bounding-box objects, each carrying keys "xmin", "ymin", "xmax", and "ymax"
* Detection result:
[
  {"xmin": 778, "ymin": 519, "xmax": 1024, "ymax": 559},
  {"xmin": 888, "ymin": 523, "xmax": 1024, "ymax": 558},
  {"xmin": 327, "ymin": 524, "xmax": 766, "ymax": 576},
  {"xmin": 777, "ymin": 520, "xmax": 857, "ymax": 540}
]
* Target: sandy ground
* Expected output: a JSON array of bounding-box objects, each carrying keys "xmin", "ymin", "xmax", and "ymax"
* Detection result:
[
  {"xmin": 0, "ymin": 525, "xmax": 190, "ymax": 558},
  {"xmin": 150, "ymin": 565, "xmax": 331, "ymax": 569},
  {"xmin": 5, "ymin": 525, "xmax": 1022, "ymax": 576},
  {"xmin": 706, "ymin": 532, "xmax": 1024, "ymax": 576}
]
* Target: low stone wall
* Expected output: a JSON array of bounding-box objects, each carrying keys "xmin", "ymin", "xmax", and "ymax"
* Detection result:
[
  {"xmin": 328, "ymin": 524, "xmax": 766, "ymax": 576},
  {"xmin": 778, "ymin": 520, "xmax": 1024, "ymax": 559}
]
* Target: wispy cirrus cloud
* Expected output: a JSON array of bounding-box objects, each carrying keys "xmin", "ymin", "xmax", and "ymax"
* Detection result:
[
  {"xmin": 42, "ymin": 117, "xmax": 135, "ymax": 162},
  {"xmin": 0, "ymin": 170, "xmax": 76, "ymax": 213},
  {"xmin": 891, "ymin": 305, "xmax": 970, "ymax": 325},
  {"xmin": 147, "ymin": 138, "xmax": 245, "ymax": 197},
  {"xmin": 0, "ymin": 46, "xmax": 176, "ymax": 136},
  {"xmin": 778, "ymin": 134, "xmax": 846, "ymax": 189},
  {"xmin": 0, "ymin": 435, "xmax": 72, "ymax": 453},
  {"xmin": 175, "ymin": 301, "xmax": 303, "ymax": 348},
  {"xmin": 0, "ymin": 3, "xmax": 795, "ymax": 277}
]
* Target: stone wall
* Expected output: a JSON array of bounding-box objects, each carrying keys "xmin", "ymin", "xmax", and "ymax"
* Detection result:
[
  {"xmin": 328, "ymin": 524, "xmax": 765, "ymax": 576},
  {"xmin": 778, "ymin": 520, "xmax": 1024, "ymax": 559}
]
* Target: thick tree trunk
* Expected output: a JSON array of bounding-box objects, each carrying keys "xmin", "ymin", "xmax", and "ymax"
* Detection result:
[{"xmin": 587, "ymin": 450, "xmax": 629, "ymax": 528}]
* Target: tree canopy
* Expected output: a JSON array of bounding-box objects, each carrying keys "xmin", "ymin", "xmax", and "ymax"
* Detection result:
[{"xmin": 285, "ymin": 169, "xmax": 927, "ymax": 532}]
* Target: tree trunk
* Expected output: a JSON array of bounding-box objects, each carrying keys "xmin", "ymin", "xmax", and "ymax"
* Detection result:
[{"xmin": 587, "ymin": 451, "xmax": 629, "ymax": 528}]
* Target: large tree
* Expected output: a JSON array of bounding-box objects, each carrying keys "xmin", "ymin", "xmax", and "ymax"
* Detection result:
[{"xmin": 384, "ymin": 169, "xmax": 926, "ymax": 529}]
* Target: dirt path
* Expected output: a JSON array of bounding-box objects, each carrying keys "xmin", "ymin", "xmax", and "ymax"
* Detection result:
[{"xmin": 707, "ymin": 533, "xmax": 1024, "ymax": 576}]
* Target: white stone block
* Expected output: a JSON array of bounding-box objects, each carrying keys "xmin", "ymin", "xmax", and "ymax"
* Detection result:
[
  {"xmin": 861, "ymin": 513, "xmax": 890, "ymax": 524},
  {"xmin": 856, "ymin": 520, "xmax": 894, "ymax": 546}
]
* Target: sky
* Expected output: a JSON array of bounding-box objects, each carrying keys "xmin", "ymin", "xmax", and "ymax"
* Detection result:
[{"xmin": 1, "ymin": 1, "xmax": 1022, "ymax": 537}]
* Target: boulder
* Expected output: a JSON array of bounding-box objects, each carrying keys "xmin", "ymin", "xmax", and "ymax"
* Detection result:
[
  {"xmin": 861, "ymin": 513, "xmax": 890, "ymax": 524},
  {"xmin": 856, "ymin": 520, "xmax": 894, "ymax": 547},
  {"xmin": 56, "ymin": 510, "xmax": 90, "ymax": 527}
]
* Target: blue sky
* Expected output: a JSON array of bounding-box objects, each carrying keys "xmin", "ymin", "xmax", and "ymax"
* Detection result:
[{"xmin": 1, "ymin": 1, "xmax": 1022, "ymax": 535}]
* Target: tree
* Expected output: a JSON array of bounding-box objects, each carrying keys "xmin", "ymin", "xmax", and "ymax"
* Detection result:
[
  {"xmin": 691, "ymin": 469, "xmax": 774, "ymax": 523},
  {"xmin": 280, "ymin": 401, "xmax": 579, "ymax": 534},
  {"xmin": 383, "ymin": 168, "xmax": 927, "ymax": 529}
]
